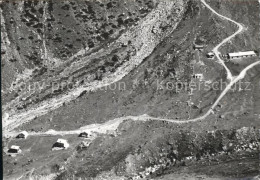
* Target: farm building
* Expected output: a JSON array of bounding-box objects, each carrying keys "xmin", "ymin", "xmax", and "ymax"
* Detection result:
[
  {"xmin": 207, "ymin": 52, "xmax": 215, "ymax": 59},
  {"xmin": 8, "ymin": 145, "xmax": 22, "ymax": 154},
  {"xmin": 16, "ymin": 131, "xmax": 29, "ymax": 139},
  {"xmin": 227, "ymin": 51, "xmax": 257, "ymax": 59},
  {"xmin": 193, "ymin": 44, "xmax": 204, "ymax": 51},
  {"xmin": 52, "ymin": 139, "xmax": 69, "ymax": 150},
  {"xmin": 78, "ymin": 132, "xmax": 89, "ymax": 138}
]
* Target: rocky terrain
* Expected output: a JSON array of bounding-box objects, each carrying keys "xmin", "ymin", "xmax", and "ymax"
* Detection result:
[{"xmin": 1, "ymin": 0, "xmax": 260, "ymax": 179}]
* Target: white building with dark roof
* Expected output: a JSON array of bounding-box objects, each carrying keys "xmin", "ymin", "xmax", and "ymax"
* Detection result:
[
  {"xmin": 207, "ymin": 52, "xmax": 215, "ymax": 59},
  {"xmin": 193, "ymin": 44, "xmax": 204, "ymax": 50},
  {"xmin": 52, "ymin": 139, "xmax": 69, "ymax": 150},
  {"xmin": 227, "ymin": 51, "xmax": 256, "ymax": 59},
  {"xmin": 8, "ymin": 145, "xmax": 22, "ymax": 154},
  {"xmin": 78, "ymin": 132, "xmax": 89, "ymax": 138},
  {"xmin": 16, "ymin": 131, "xmax": 29, "ymax": 139}
]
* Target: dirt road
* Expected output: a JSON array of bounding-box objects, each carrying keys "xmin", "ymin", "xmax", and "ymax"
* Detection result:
[
  {"xmin": 200, "ymin": 0, "xmax": 244, "ymax": 81},
  {"xmin": 3, "ymin": 0, "xmax": 260, "ymax": 138}
]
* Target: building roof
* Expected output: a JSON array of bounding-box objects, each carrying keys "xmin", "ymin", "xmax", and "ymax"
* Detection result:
[
  {"xmin": 228, "ymin": 51, "xmax": 256, "ymax": 57},
  {"xmin": 55, "ymin": 139, "xmax": 69, "ymax": 149},
  {"xmin": 57, "ymin": 139, "xmax": 68, "ymax": 144},
  {"xmin": 19, "ymin": 131, "xmax": 29, "ymax": 135},
  {"xmin": 17, "ymin": 131, "xmax": 29, "ymax": 138},
  {"xmin": 10, "ymin": 145, "xmax": 20, "ymax": 150},
  {"xmin": 80, "ymin": 132, "xmax": 88, "ymax": 134}
]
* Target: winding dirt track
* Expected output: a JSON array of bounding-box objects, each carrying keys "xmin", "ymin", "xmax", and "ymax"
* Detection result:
[
  {"xmin": 200, "ymin": 0, "xmax": 244, "ymax": 81},
  {"xmin": 4, "ymin": 0, "xmax": 260, "ymax": 137}
]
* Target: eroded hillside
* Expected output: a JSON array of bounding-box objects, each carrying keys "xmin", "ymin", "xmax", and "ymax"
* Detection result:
[{"xmin": 2, "ymin": 0, "xmax": 186, "ymax": 132}]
